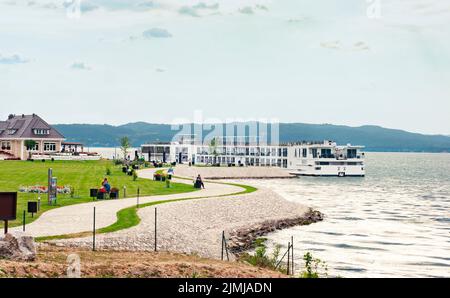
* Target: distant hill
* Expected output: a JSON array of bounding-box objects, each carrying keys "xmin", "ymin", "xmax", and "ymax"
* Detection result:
[{"xmin": 53, "ymin": 122, "xmax": 450, "ymax": 152}]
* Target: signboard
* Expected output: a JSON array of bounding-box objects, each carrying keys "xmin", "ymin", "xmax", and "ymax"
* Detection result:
[
  {"xmin": 0, "ymin": 192, "xmax": 17, "ymax": 221},
  {"xmin": 90, "ymin": 188, "xmax": 98, "ymax": 198},
  {"xmin": 0, "ymin": 192, "xmax": 17, "ymax": 234},
  {"xmin": 27, "ymin": 201, "xmax": 38, "ymax": 216}
]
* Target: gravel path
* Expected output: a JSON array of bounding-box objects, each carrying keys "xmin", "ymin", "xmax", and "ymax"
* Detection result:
[
  {"xmin": 11, "ymin": 169, "xmax": 242, "ymax": 238},
  {"xmin": 49, "ymin": 181, "xmax": 310, "ymax": 260}
]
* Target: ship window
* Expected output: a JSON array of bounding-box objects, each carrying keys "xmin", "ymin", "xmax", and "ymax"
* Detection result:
[
  {"xmin": 302, "ymin": 148, "xmax": 307, "ymax": 158},
  {"xmin": 347, "ymin": 149, "xmax": 357, "ymax": 158},
  {"xmin": 315, "ymin": 167, "xmax": 321, "ymax": 170}
]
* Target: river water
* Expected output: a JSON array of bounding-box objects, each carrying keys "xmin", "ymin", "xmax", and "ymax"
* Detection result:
[{"xmin": 249, "ymin": 153, "xmax": 450, "ymax": 277}]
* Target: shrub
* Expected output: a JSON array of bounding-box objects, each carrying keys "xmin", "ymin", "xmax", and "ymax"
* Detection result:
[
  {"xmin": 300, "ymin": 252, "xmax": 328, "ymax": 278},
  {"xmin": 238, "ymin": 240, "xmax": 283, "ymax": 272},
  {"xmin": 106, "ymin": 167, "xmax": 112, "ymax": 176},
  {"xmin": 132, "ymin": 171, "xmax": 138, "ymax": 181}
]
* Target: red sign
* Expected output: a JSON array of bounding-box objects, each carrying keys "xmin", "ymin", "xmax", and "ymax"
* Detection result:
[{"xmin": 0, "ymin": 192, "xmax": 17, "ymax": 221}]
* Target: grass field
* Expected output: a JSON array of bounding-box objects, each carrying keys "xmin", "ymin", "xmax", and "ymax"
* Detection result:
[{"xmin": 0, "ymin": 160, "xmax": 196, "ymax": 228}]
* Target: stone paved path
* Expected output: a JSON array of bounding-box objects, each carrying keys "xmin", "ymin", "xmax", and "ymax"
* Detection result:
[{"xmin": 11, "ymin": 169, "xmax": 243, "ymax": 237}]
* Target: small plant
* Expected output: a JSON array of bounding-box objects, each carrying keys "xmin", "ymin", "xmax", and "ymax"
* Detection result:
[
  {"xmin": 70, "ymin": 186, "xmax": 75, "ymax": 198},
  {"xmin": 132, "ymin": 171, "xmax": 138, "ymax": 181},
  {"xmin": 113, "ymin": 159, "xmax": 122, "ymax": 166},
  {"xmin": 238, "ymin": 240, "xmax": 283, "ymax": 272},
  {"xmin": 106, "ymin": 167, "xmax": 112, "ymax": 176},
  {"xmin": 300, "ymin": 252, "xmax": 328, "ymax": 278}
]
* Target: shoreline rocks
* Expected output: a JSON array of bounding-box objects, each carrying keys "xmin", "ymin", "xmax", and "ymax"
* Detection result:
[
  {"xmin": 227, "ymin": 209, "xmax": 324, "ymax": 254},
  {"xmin": 0, "ymin": 233, "xmax": 37, "ymax": 261}
]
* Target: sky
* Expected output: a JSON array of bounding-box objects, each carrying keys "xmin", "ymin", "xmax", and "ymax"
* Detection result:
[{"xmin": 0, "ymin": 0, "xmax": 449, "ymax": 135}]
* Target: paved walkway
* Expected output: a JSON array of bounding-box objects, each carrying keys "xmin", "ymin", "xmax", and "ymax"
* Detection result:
[
  {"xmin": 49, "ymin": 180, "xmax": 309, "ymax": 260},
  {"xmin": 11, "ymin": 169, "xmax": 243, "ymax": 238}
]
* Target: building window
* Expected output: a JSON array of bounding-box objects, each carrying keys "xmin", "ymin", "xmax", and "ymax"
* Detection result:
[
  {"xmin": 33, "ymin": 129, "xmax": 50, "ymax": 135},
  {"xmin": 7, "ymin": 129, "xmax": 16, "ymax": 135},
  {"xmin": 44, "ymin": 142, "xmax": 56, "ymax": 151},
  {"xmin": 1, "ymin": 141, "xmax": 11, "ymax": 150},
  {"xmin": 302, "ymin": 148, "xmax": 307, "ymax": 158}
]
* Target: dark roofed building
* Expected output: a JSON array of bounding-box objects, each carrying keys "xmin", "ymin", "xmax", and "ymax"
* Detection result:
[{"xmin": 0, "ymin": 114, "xmax": 65, "ymax": 160}]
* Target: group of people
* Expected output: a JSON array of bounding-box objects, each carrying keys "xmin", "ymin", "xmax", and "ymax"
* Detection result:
[
  {"xmin": 99, "ymin": 178, "xmax": 111, "ymax": 193},
  {"xmin": 99, "ymin": 169, "xmax": 204, "ymax": 194}
]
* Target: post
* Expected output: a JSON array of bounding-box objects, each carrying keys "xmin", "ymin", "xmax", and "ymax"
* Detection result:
[
  {"xmin": 221, "ymin": 231, "xmax": 224, "ymax": 261},
  {"xmin": 223, "ymin": 232, "xmax": 230, "ymax": 261},
  {"xmin": 123, "ymin": 186, "xmax": 127, "ymax": 198},
  {"xmin": 137, "ymin": 188, "xmax": 140, "ymax": 208},
  {"xmin": 287, "ymin": 242, "xmax": 290, "ymax": 275},
  {"xmin": 47, "ymin": 168, "xmax": 52, "ymax": 205},
  {"xmin": 93, "ymin": 207, "xmax": 96, "ymax": 251},
  {"xmin": 4, "ymin": 220, "xmax": 7, "ymax": 234},
  {"xmin": 154, "ymin": 207, "xmax": 157, "ymax": 252},
  {"xmin": 291, "ymin": 236, "xmax": 294, "ymax": 274},
  {"xmin": 23, "ymin": 210, "xmax": 26, "ymax": 232}
]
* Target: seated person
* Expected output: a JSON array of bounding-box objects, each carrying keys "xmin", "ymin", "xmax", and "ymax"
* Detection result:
[
  {"xmin": 104, "ymin": 182, "xmax": 111, "ymax": 193},
  {"xmin": 194, "ymin": 174, "xmax": 205, "ymax": 189}
]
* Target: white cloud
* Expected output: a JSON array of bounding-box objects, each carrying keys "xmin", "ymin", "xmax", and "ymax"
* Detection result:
[
  {"xmin": 178, "ymin": 6, "xmax": 199, "ymax": 17},
  {"xmin": 142, "ymin": 28, "xmax": 172, "ymax": 38},
  {"xmin": 0, "ymin": 54, "xmax": 29, "ymax": 65},
  {"xmin": 70, "ymin": 62, "xmax": 92, "ymax": 70},
  {"xmin": 239, "ymin": 6, "xmax": 254, "ymax": 15}
]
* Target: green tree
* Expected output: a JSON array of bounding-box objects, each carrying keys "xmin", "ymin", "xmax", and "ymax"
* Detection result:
[
  {"xmin": 24, "ymin": 140, "xmax": 37, "ymax": 159},
  {"xmin": 120, "ymin": 136, "xmax": 130, "ymax": 161}
]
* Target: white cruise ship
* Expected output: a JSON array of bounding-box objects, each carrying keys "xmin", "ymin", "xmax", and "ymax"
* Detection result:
[
  {"xmin": 141, "ymin": 137, "xmax": 365, "ymax": 177},
  {"xmin": 288, "ymin": 140, "xmax": 365, "ymax": 177}
]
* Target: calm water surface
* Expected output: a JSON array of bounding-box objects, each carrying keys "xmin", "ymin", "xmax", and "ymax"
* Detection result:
[{"xmin": 249, "ymin": 153, "xmax": 450, "ymax": 277}]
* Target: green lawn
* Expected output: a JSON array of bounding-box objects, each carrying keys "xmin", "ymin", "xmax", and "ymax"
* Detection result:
[{"xmin": 0, "ymin": 160, "xmax": 196, "ymax": 228}]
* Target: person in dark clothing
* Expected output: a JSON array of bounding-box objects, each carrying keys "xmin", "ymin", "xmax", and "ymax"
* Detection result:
[{"xmin": 195, "ymin": 174, "xmax": 205, "ymax": 189}]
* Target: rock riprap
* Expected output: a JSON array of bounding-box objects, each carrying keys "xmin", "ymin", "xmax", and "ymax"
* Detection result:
[{"xmin": 0, "ymin": 233, "xmax": 37, "ymax": 261}]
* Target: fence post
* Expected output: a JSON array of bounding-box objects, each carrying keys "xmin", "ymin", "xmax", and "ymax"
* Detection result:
[
  {"xmin": 154, "ymin": 207, "xmax": 157, "ymax": 252},
  {"xmin": 222, "ymin": 231, "xmax": 229, "ymax": 261},
  {"xmin": 221, "ymin": 231, "xmax": 224, "ymax": 261},
  {"xmin": 22, "ymin": 210, "xmax": 26, "ymax": 232},
  {"xmin": 291, "ymin": 236, "xmax": 294, "ymax": 275},
  {"xmin": 93, "ymin": 207, "xmax": 96, "ymax": 251},
  {"xmin": 287, "ymin": 242, "xmax": 290, "ymax": 275}
]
